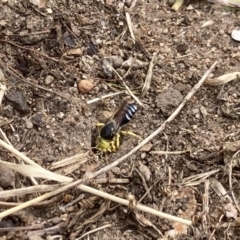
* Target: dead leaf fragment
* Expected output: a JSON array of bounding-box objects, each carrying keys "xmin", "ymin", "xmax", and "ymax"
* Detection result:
[
  {"xmin": 224, "ymin": 202, "xmax": 238, "ymax": 219},
  {"xmin": 63, "ymin": 48, "xmax": 82, "ymax": 57},
  {"xmin": 140, "ymin": 143, "xmax": 153, "ymax": 152},
  {"xmin": 205, "ymin": 72, "xmax": 240, "ymax": 86},
  {"xmin": 138, "ymin": 163, "xmax": 151, "ymax": 182},
  {"xmin": 29, "ymin": 0, "xmax": 46, "ymax": 8},
  {"xmin": 202, "ymin": 20, "xmax": 214, "ymax": 28},
  {"xmin": 122, "ymin": 57, "xmax": 147, "ymax": 69},
  {"xmin": 172, "ymin": 0, "xmax": 184, "ymax": 11},
  {"xmin": 223, "ymin": 140, "xmax": 240, "ymax": 168}
]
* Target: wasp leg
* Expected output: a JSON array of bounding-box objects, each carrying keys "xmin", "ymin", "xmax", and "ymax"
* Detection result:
[
  {"xmin": 120, "ymin": 130, "xmax": 141, "ymax": 139},
  {"xmin": 96, "ymin": 122, "xmax": 105, "ymax": 127},
  {"xmin": 115, "ymin": 133, "xmax": 120, "ymax": 149}
]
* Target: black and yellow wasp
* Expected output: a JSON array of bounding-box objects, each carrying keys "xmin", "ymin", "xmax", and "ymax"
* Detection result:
[{"xmin": 96, "ymin": 101, "xmax": 139, "ymax": 152}]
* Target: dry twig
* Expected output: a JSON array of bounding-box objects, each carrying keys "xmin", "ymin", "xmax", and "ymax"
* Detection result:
[
  {"xmin": 125, "ymin": 12, "xmax": 135, "ymax": 43},
  {"xmin": 87, "ymin": 90, "xmax": 126, "ymax": 104},
  {"xmin": 112, "ymin": 67, "xmax": 143, "ymax": 106},
  {"xmin": 141, "ymin": 51, "xmax": 158, "ymax": 97}
]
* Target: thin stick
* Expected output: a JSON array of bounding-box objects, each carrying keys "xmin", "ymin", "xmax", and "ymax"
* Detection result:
[
  {"xmin": 0, "ymin": 139, "xmax": 46, "ymax": 168},
  {"xmin": 141, "ymin": 51, "xmax": 158, "ymax": 97},
  {"xmin": 125, "ymin": 12, "xmax": 135, "ymax": 43},
  {"xmin": 87, "ymin": 91, "xmax": 126, "ymax": 104},
  {"xmin": 0, "ymin": 184, "xmax": 61, "ymax": 199},
  {"xmin": 0, "ymin": 83, "xmax": 6, "ymax": 107},
  {"xmin": 76, "ymin": 223, "xmax": 112, "ymax": 240},
  {"xmin": 112, "ymin": 68, "xmax": 143, "ymax": 106},
  {"xmin": 0, "ymin": 129, "xmax": 38, "ymax": 186},
  {"xmin": 0, "ymin": 175, "xmax": 191, "ymax": 226},
  {"xmin": 151, "ymin": 150, "xmax": 189, "ymax": 155},
  {"xmin": 0, "ymin": 224, "xmax": 43, "ymax": 232}
]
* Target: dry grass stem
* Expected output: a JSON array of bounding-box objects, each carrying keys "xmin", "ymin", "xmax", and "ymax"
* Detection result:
[
  {"xmin": 112, "ymin": 67, "xmax": 143, "ymax": 106},
  {"xmin": 87, "ymin": 90, "xmax": 126, "ymax": 104},
  {"xmin": 0, "ymin": 129, "xmax": 39, "ymax": 186},
  {"xmin": 50, "ymin": 152, "xmax": 89, "ymax": 175},
  {"xmin": 76, "ymin": 223, "xmax": 112, "ymax": 240},
  {"xmin": 0, "ymin": 224, "xmax": 44, "ymax": 232},
  {"xmin": 125, "ymin": 12, "xmax": 135, "ymax": 43},
  {"xmin": 129, "ymin": 0, "xmax": 138, "ymax": 9},
  {"xmin": 182, "ymin": 170, "xmax": 219, "ymax": 186},
  {"xmin": 141, "ymin": 51, "xmax": 158, "ymax": 97},
  {"xmin": 151, "ymin": 150, "xmax": 189, "ymax": 155},
  {"xmin": 228, "ymin": 159, "xmax": 240, "ymax": 212},
  {"xmin": 0, "ymin": 159, "xmax": 72, "ymax": 183},
  {"xmin": 202, "ymin": 180, "xmax": 210, "ymax": 227},
  {"xmin": 172, "ymin": 0, "xmax": 184, "ymax": 11},
  {"xmin": 0, "ymin": 83, "xmax": 6, "ymax": 107},
  {"xmin": 50, "ymin": 152, "xmax": 88, "ymax": 169},
  {"xmin": 210, "ymin": 178, "xmax": 232, "ymax": 202},
  {"xmin": 0, "ymin": 179, "xmax": 191, "ymax": 226},
  {"xmin": 0, "ymin": 184, "xmax": 61, "ymax": 199},
  {"xmin": 0, "ymin": 139, "xmax": 43, "ymax": 168},
  {"xmin": 205, "ymin": 72, "xmax": 240, "ymax": 86}
]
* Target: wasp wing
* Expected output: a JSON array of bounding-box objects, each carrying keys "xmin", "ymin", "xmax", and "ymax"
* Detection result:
[{"xmin": 100, "ymin": 101, "xmax": 137, "ymax": 140}]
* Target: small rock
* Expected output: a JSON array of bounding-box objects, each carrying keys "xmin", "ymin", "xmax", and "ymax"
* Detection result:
[
  {"xmin": 231, "ymin": 29, "xmax": 240, "ymax": 42},
  {"xmin": 44, "ymin": 75, "xmax": 54, "ymax": 85},
  {"xmin": 31, "ymin": 112, "xmax": 43, "ymax": 127},
  {"xmin": 138, "ymin": 163, "xmax": 151, "ymax": 181},
  {"xmin": 122, "ymin": 57, "xmax": 147, "ymax": 68},
  {"xmin": 156, "ymin": 87, "xmax": 183, "ymax": 116},
  {"xmin": 78, "ymin": 80, "xmax": 94, "ymax": 93},
  {"xmin": 140, "ymin": 143, "xmax": 153, "ymax": 152},
  {"xmin": 112, "ymin": 167, "xmax": 121, "ymax": 175},
  {"xmin": 5, "ymin": 89, "xmax": 28, "ymax": 113},
  {"xmin": 2, "ymin": 105, "xmax": 14, "ymax": 118},
  {"xmin": 0, "ymin": 166, "xmax": 15, "ymax": 188},
  {"xmin": 28, "ymin": 235, "xmax": 44, "ymax": 240},
  {"xmin": 111, "ymin": 55, "xmax": 123, "ymax": 68},
  {"xmin": 25, "ymin": 119, "xmax": 33, "ymax": 129},
  {"xmin": 102, "ymin": 58, "xmax": 113, "ymax": 77}
]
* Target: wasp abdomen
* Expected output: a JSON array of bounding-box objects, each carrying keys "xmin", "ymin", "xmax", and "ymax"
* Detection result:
[{"xmin": 120, "ymin": 103, "xmax": 137, "ymax": 126}]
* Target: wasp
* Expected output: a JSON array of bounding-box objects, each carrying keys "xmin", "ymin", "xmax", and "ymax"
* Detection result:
[{"xmin": 96, "ymin": 101, "xmax": 139, "ymax": 152}]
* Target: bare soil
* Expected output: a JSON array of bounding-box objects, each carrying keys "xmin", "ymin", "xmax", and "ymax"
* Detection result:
[{"xmin": 0, "ymin": 0, "xmax": 240, "ymax": 239}]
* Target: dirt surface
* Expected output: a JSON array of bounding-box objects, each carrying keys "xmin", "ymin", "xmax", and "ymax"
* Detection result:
[{"xmin": 0, "ymin": 0, "xmax": 240, "ymax": 239}]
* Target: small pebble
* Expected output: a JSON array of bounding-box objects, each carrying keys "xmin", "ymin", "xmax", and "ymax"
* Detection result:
[
  {"xmin": 0, "ymin": 166, "xmax": 15, "ymax": 188},
  {"xmin": 231, "ymin": 29, "xmax": 240, "ymax": 42},
  {"xmin": 78, "ymin": 80, "xmax": 94, "ymax": 93},
  {"xmin": 25, "ymin": 119, "xmax": 33, "ymax": 129},
  {"xmin": 44, "ymin": 75, "xmax": 54, "ymax": 85},
  {"xmin": 31, "ymin": 112, "xmax": 43, "ymax": 127},
  {"xmin": 5, "ymin": 89, "xmax": 28, "ymax": 113},
  {"xmin": 111, "ymin": 55, "xmax": 123, "ymax": 68},
  {"xmin": 28, "ymin": 235, "xmax": 44, "ymax": 240}
]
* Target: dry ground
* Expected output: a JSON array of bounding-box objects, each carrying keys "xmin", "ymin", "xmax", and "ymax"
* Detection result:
[{"xmin": 0, "ymin": 0, "xmax": 240, "ymax": 239}]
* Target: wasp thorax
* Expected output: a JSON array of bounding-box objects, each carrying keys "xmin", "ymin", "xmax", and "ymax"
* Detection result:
[{"xmin": 100, "ymin": 122, "xmax": 115, "ymax": 140}]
